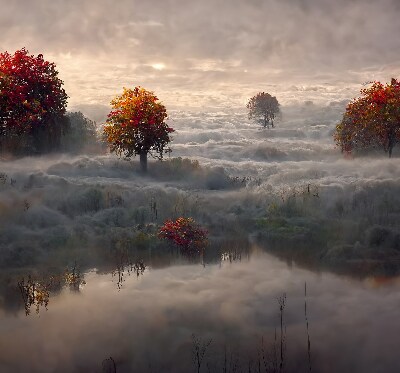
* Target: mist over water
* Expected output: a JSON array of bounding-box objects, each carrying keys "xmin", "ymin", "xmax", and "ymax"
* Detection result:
[
  {"xmin": 1, "ymin": 104, "xmax": 400, "ymax": 372},
  {"xmin": 2, "ymin": 252, "xmax": 400, "ymax": 373}
]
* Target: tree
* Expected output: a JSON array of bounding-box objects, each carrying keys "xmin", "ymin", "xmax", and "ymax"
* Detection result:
[
  {"xmin": 0, "ymin": 48, "xmax": 68, "ymax": 154},
  {"xmin": 247, "ymin": 92, "xmax": 280, "ymax": 128},
  {"xmin": 62, "ymin": 111, "xmax": 98, "ymax": 153},
  {"xmin": 158, "ymin": 217, "xmax": 208, "ymax": 254},
  {"xmin": 334, "ymin": 79, "xmax": 400, "ymax": 158},
  {"xmin": 103, "ymin": 87, "xmax": 174, "ymax": 172}
]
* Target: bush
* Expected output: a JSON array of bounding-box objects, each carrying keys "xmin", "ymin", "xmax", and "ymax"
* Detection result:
[{"xmin": 158, "ymin": 217, "xmax": 208, "ymax": 254}]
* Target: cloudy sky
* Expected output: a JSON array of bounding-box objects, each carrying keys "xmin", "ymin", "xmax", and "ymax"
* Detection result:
[{"xmin": 1, "ymin": 0, "xmax": 399, "ymax": 110}]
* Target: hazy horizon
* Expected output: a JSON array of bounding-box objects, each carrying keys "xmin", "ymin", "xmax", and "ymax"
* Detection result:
[{"xmin": 1, "ymin": 0, "xmax": 399, "ymax": 111}]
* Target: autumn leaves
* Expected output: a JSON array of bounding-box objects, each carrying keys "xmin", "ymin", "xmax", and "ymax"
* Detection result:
[
  {"xmin": 0, "ymin": 48, "xmax": 68, "ymax": 154},
  {"xmin": 103, "ymin": 87, "xmax": 174, "ymax": 172},
  {"xmin": 334, "ymin": 79, "xmax": 400, "ymax": 158}
]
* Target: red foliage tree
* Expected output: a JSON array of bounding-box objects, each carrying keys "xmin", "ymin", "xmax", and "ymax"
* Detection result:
[
  {"xmin": 103, "ymin": 87, "xmax": 174, "ymax": 172},
  {"xmin": 0, "ymin": 48, "xmax": 68, "ymax": 154},
  {"xmin": 158, "ymin": 217, "xmax": 208, "ymax": 254},
  {"xmin": 334, "ymin": 79, "xmax": 400, "ymax": 158}
]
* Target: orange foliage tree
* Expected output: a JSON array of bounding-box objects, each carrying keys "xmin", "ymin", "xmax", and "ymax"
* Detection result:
[
  {"xmin": 103, "ymin": 87, "xmax": 174, "ymax": 172},
  {"xmin": 0, "ymin": 48, "xmax": 68, "ymax": 154},
  {"xmin": 247, "ymin": 92, "xmax": 280, "ymax": 128},
  {"xmin": 334, "ymin": 79, "xmax": 400, "ymax": 158},
  {"xmin": 158, "ymin": 217, "xmax": 208, "ymax": 254}
]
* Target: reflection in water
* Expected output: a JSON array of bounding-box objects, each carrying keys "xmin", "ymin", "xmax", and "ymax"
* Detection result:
[
  {"xmin": 17, "ymin": 264, "xmax": 86, "ymax": 315},
  {"xmin": 217, "ymin": 237, "xmax": 251, "ymax": 265},
  {"xmin": 277, "ymin": 293, "xmax": 287, "ymax": 373},
  {"xmin": 64, "ymin": 263, "xmax": 87, "ymax": 291},
  {"xmin": 112, "ymin": 248, "xmax": 147, "ymax": 290},
  {"xmin": 18, "ymin": 276, "xmax": 50, "ymax": 315},
  {"xmin": 102, "ymin": 357, "xmax": 117, "ymax": 373},
  {"xmin": 191, "ymin": 334, "xmax": 212, "ymax": 373},
  {"xmin": 1, "ymin": 250, "xmax": 400, "ymax": 372},
  {"xmin": 221, "ymin": 250, "xmax": 243, "ymax": 263},
  {"xmin": 304, "ymin": 283, "xmax": 312, "ymax": 372}
]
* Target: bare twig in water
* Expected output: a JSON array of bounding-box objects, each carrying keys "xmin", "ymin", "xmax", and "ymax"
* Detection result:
[
  {"xmin": 305, "ymin": 282, "xmax": 312, "ymax": 372},
  {"xmin": 102, "ymin": 356, "xmax": 117, "ymax": 373},
  {"xmin": 277, "ymin": 293, "xmax": 286, "ymax": 372},
  {"xmin": 192, "ymin": 334, "xmax": 212, "ymax": 373}
]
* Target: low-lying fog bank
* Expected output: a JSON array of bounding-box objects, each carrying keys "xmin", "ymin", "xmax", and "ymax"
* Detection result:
[
  {"xmin": 1, "ymin": 105, "xmax": 400, "ymax": 373},
  {"xmin": 1, "ymin": 105, "xmax": 399, "ymax": 279}
]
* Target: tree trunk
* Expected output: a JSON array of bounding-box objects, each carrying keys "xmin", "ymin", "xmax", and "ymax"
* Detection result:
[
  {"xmin": 140, "ymin": 152, "xmax": 148, "ymax": 173},
  {"xmin": 388, "ymin": 131, "xmax": 395, "ymax": 158}
]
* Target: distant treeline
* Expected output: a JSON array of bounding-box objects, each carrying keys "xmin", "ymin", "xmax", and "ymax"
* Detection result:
[{"xmin": 0, "ymin": 111, "xmax": 102, "ymax": 156}]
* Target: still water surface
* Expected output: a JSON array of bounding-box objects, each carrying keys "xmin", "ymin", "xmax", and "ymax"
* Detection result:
[{"xmin": 1, "ymin": 248, "xmax": 399, "ymax": 373}]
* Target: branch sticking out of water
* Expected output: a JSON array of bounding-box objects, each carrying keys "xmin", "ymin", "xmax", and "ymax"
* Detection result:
[
  {"xmin": 305, "ymin": 282, "xmax": 312, "ymax": 372},
  {"xmin": 277, "ymin": 293, "xmax": 286, "ymax": 373},
  {"xmin": 192, "ymin": 333, "xmax": 212, "ymax": 373}
]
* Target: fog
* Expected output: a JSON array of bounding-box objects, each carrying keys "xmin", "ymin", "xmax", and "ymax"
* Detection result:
[
  {"xmin": 1, "ymin": 103, "xmax": 399, "ymax": 275},
  {"xmin": 1, "ymin": 98, "xmax": 400, "ymax": 372},
  {"xmin": 1, "ymin": 0, "xmax": 399, "ymax": 107},
  {"xmin": 2, "ymin": 0, "xmax": 400, "ymax": 370},
  {"xmin": 2, "ymin": 253, "xmax": 400, "ymax": 373}
]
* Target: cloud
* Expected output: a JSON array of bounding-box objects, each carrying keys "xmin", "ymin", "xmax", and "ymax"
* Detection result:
[{"xmin": 1, "ymin": 0, "xmax": 399, "ymax": 107}]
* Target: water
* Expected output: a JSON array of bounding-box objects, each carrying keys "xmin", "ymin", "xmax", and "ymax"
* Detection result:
[
  {"xmin": 1, "ymin": 248, "xmax": 399, "ymax": 373},
  {"xmin": 1, "ymin": 107, "xmax": 400, "ymax": 372}
]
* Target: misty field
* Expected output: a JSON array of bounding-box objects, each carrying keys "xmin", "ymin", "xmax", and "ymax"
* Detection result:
[{"xmin": 1, "ymin": 104, "xmax": 400, "ymax": 372}]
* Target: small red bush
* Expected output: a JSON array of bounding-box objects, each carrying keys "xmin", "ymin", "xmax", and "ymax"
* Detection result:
[{"xmin": 158, "ymin": 217, "xmax": 208, "ymax": 254}]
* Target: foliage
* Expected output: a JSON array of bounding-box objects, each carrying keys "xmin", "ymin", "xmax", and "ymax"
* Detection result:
[
  {"xmin": 62, "ymin": 111, "xmax": 98, "ymax": 153},
  {"xmin": 163, "ymin": 157, "xmax": 201, "ymax": 174},
  {"xmin": 247, "ymin": 92, "xmax": 280, "ymax": 128},
  {"xmin": 0, "ymin": 48, "xmax": 68, "ymax": 154},
  {"xmin": 334, "ymin": 78, "xmax": 400, "ymax": 157},
  {"xmin": 103, "ymin": 87, "xmax": 174, "ymax": 171},
  {"xmin": 158, "ymin": 217, "xmax": 208, "ymax": 254}
]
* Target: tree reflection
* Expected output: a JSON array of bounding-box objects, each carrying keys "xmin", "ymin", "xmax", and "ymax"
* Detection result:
[
  {"xmin": 112, "ymin": 248, "xmax": 147, "ymax": 290},
  {"xmin": 217, "ymin": 237, "xmax": 251, "ymax": 265},
  {"xmin": 12, "ymin": 237, "xmax": 255, "ymax": 315},
  {"xmin": 102, "ymin": 356, "xmax": 116, "ymax": 373},
  {"xmin": 17, "ymin": 264, "xmax": 86, "ymax": 315},
  {"xmin": 64, "ymin": 263, "xmax": 86, "ymax": 291},
  {"xmin": 221, "ymin": 250, "xmax": 242, "ymax": 263},
  {"xmin": 18, "ymin": 276, "xmax": 50, "ymax": 316}
]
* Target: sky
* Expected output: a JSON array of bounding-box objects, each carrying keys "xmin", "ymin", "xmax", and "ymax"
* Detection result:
[{"xmin": 1, "ymin": 0, "xmax": 400, "ymax": 111}]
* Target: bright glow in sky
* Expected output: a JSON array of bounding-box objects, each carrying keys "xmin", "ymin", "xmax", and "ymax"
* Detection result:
[
  {"xmin": 1, "ymin": 0, "xmax": 399, "ymax": 111},
  {"xmin": 151, "ymin": 63, "xmax": 166, "ymax": 71}
]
